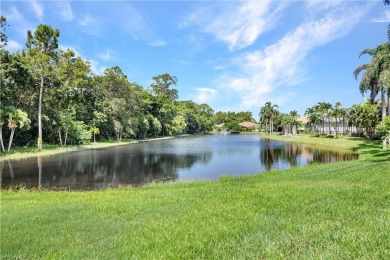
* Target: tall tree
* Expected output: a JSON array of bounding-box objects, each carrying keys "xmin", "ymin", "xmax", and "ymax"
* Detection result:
[
  {"xmin": 149, "ymin": 73, "xmax": 179, "ymax": 136},
  {"xmin": 259, "ymin": 102, "xmax": 278, "ymax": 135},
  {"xmin": 25, "ymin": 24, "xmax": 60, "ymax": 151},
  {"xmin": 0, "ymin": 16, "xmax": 9, "ymax": 109},
  {"xmin": 289, "ymin": 110, "xmax": 299, "ymax": 135},
  {"xmin": 305, "ymin": 106, "xmax": 321, "ymax": 134},
  {"xmin": 354, "ymin": 43, "xmax": 390, "ymax": 120},
  {"xmin": 331, "ymin": 102, "xmax": 343, "ymax": 137},
  {"xmin": 150, "ymin": 73, "xmax": 178, "ymax": 101},
  {"xmin": 316, "ymin": 102, "xmax": 332, "ymax": 134}
]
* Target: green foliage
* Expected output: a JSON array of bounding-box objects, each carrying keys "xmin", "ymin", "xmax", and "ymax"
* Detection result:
[
  {"xmin": 226, "ymin": 121, "xmax": 240, "ymax": 132},
  {"xmin": 213, "ymin": 111, "xmax": 254, "ymax": 125},
  {"xmin": 376, "ymin": 116, "xmax": 390, "ymax": 138}
]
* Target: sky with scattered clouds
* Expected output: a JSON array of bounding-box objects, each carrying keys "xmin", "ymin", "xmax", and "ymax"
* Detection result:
[{"xmin": 2, "ymin": 0, "xmax": 389, "ymax": 118}]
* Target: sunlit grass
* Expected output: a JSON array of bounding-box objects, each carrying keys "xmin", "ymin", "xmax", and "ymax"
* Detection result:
[{"xmin": 2, "ymin": 159, "xmax": 389, "ymax": 259}]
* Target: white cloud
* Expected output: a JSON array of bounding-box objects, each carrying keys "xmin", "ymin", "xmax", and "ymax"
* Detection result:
[
  {"xmin": 371, "ymin": 9, "xmax": 390, "ymax": 23},
  {"xmin": 56, "ymin": 1, "xmax": 74, "ymax": 21},
  {"xmin": 216, "ymin": 3, "xmax": 368, "ymax": 111},
  {"xmin": 193, "ymin": 88, "xmax": 218, "ymax": 104},
  {"xmin": 79, "ymin": 14, "xmax": 94, "ymax": 27},
  {"xmin": 306, "ymin": 0, "xmax": 345, "ymax": 11},
  {"xmin": 89, "ymin": 59, "xmax": 105, "ymax": 75},
  {"xmin": 5, "ymin": 39, "xmax": 23, "ymax": 52},
  {"xmin": 98, "ymin": 49, "xmax": 113, "ymax": 62},
  {"xmin": 78, "ymin": 14, "xmax": 102, "ymax": 37},
  {"xmin": 180, "ymin": 0, "xmax": 287, "ymax": 51},
  {"xmin": 3, "ymin": 6, "xmax": 35, "ymax": 37},
  {"xmin": 31, "ymin": 1, "xmax": 44, "ymax": 21},
  {"xmin": 147, "ymin": 40, "xmax": 167, "ymax": 47},
  {"xmin": 214, "ymin": 65, "xmax": 225, "ymax": 71}
]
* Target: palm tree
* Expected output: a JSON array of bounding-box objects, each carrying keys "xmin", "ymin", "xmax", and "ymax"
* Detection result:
[
  {"xmin": 331, "ymin": 102, "xmax": 343, "ymax": 137},
  {"xmin": 0, "ymin": 108, "xmax": 5, "ymax": 152},
  {"xmin": 269, "ymin": 104, "xmax": 279, "ymax": 135},
  {"xmin": 348, "ymin": 101, "xmax": 380, "ymax": 139},
  {"xmin": 7, "ymin": 108, "xmax": 31, "ymax": 152},
  {"xmin": 354, "ymin": 43, "xmax": 390, "ymax": 120},
  {"xmin": 316, "ymin": 102, "xmax": 332, "ymax": 134},
  {"xmin": 289, "ymin": 110, "xmax": 299, "ymax": 135},
  {"xmin": 305, "ymin": 106, "xmax": 321, "ymax": 134},
  {"xmin": 279, "ymin": 113, "xmax": 292, "ymax": 135},
  {"xmin": 259, "ymin": 102, "xmax": 279, "ymax": 135}
]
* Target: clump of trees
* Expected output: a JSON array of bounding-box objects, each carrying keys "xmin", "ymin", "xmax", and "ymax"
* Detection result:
[
  {"xmin": 213, "ymin": 111, "xmax": 255, "ymax": 132},
  {"xmin": 0, "ymin": 19, "xmax": 215, "ymax": 152}
]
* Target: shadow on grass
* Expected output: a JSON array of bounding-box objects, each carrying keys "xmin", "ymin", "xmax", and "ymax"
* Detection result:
[{"xmin": 348, "ymin": 138, "xmax": 390, "ymax": 161}]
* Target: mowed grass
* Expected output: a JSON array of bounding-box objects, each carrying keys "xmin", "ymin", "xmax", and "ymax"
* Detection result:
[{"xmin": 1, "ymin": 136, "xmax": 390, "ymax": 259}]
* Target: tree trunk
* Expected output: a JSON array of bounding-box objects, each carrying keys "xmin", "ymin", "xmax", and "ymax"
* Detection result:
[
  {"xmin": 381, "ymin": 89, "xmax": 386, "ymax": 119},
  {"xmin": 58, "ymin": 129, "xmax": 63, "ymax": 147},
  {"xmin": 383, "ymin": 139, "xmax": 387, "ymax": 150},
  {"xmin": 64, "ymin": 131, "xmax": 68, "ymax": 146},
  {"xmin": 0, "ymin": 126, "xmax": 5, "ymax": 152},
  {"xmin": 387, "ymin": 94, "xmax": 390, "ymax": 116},
  {"xmin": 7, "ymin": 128, "xmax": 15, "ymax": 152},
  {"xmin": 38, "ymin": 75, "xmax": 44, "ymax": 151},
  {"xmin": 93, "ymin": 133, "xmax": 96, "ymax": 143}
]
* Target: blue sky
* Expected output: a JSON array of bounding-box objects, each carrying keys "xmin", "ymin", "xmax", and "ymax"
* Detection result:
[{"xmin": 2, "ymin": 0, "xmax": 390, "ymax": 118}]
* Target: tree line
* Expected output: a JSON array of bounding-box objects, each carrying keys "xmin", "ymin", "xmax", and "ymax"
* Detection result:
[
  {"xmin": 1, "ymin": 10, "xmax": 390, "ymax": 152},
  {"xmin": 0, "ymin": 20, "xmax": 219, "ymax": 152}
]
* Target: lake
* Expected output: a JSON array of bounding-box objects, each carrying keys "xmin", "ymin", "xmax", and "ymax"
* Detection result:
[{"xmin": 1, "ymin": 134, "xmax": 358, "ymax": 190}]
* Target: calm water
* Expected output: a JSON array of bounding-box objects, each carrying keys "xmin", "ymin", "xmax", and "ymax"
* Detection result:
[{"xmin": 1, "ymin": 135, "xmax": 358, "ymax": 190}]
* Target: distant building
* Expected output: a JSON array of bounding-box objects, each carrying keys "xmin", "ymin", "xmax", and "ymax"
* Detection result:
[{"xmin": 239, "ymin": 121, "xmax": 258, "ymax": 131}]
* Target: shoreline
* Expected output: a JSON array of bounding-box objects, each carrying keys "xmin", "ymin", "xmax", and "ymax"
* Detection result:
[
  {"xmin": 255, "ymin": 133, "xmax": 378, "ymax": 159},
  {"xmin": 1, "ymin": 132, "xmax": 383, "ymax": 162},
  {"xmin": 0, "ymin": 135, "xmax": 189, "ymax": 161}
]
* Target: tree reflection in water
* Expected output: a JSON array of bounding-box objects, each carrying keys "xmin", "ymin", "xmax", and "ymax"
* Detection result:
[
  {"xmin": 2, "ymin": 143, "xmax": 212, "ymax": 190},
  {"xmin": 259, "ymin": 138, "xmax": 358, "ymax": 171},
  {"xmin": 2, "ymin": 135, "xmax": 358, "ymax": 190}
]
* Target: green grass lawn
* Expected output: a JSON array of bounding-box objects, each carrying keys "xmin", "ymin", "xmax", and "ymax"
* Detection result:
[{"xmin": 1, "ymin": 136, "xmax": 389, "ymax": 259}]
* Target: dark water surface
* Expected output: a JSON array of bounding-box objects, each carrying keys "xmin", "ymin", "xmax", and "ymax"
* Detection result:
[{"xmin": 1, "ymin": 135, "xmax": 358, "ymax": 190}]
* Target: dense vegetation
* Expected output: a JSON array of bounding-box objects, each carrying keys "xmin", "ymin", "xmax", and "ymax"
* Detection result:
[
  {"xmin": 0, "ymin": 19, "xmax": 218, "ymax": 152},
  {"xmin": 1, "ymin": 14, "xmax": 390, "ymax": 152}
]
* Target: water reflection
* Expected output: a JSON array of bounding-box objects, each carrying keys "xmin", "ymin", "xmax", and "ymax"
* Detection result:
[
  {"xmin": 1, "ymin": 135, "xmax": 358, "ymax": 190},
  {"xmin": 259, "ymin": 139, "xmax": 358, "ymax": 171}
]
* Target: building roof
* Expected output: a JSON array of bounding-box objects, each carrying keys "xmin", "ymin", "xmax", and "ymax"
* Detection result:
[
  {"xmin": 297, "ymin": 116, "xmax": 308, "ymax": 124},
  {"xmin": 239, "ymin": 121, "xmax": 258, "ymax": 128}
]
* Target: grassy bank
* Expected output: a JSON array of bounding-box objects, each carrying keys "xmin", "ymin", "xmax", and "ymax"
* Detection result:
[{"xmin": 1, "ymin": 136, "xmax": 389, "ymax": 259}]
